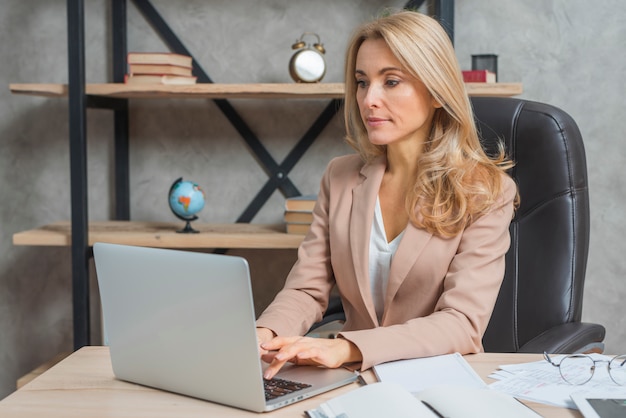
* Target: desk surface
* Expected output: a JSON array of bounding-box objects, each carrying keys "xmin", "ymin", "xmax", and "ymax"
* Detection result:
[{"xmin": 0, "ymin": 347, "xmax": 581, "ymax": 417}]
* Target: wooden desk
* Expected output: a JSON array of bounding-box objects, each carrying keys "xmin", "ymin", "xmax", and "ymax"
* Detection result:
[{"xmin": 0, "ymin": 347, "xmax": 581, "ymax": 417}]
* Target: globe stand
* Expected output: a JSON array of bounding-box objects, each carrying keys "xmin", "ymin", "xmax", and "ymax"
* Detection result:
[
  {"xmin": 171, "ymin": 212, "xmax": 200, "ymax": 234},
  {"xmin": 177, "ymin": 218, "xmax": 200, "ymax": 234}
]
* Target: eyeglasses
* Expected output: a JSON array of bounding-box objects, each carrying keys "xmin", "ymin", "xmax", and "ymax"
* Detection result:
[{"xmin": 543, "ymin": 352, "xmax": 626, "ymax": 385}]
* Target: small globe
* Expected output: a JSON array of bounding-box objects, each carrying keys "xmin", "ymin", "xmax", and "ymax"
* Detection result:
[{"xmin": 168, "ymin": 178, "xmax": 206, "ymax": 233}]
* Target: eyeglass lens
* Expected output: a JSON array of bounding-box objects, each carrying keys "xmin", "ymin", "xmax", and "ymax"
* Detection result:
[
  {"xmin": 558, "ymin": 354, "xmax": 626, "ymax": 385},
  {"xmin": 609, "ymin": 355, "xmax": 626, "ymax": 385},
  {"xmin": 559, "ymin": 355, "xmax": 595, "ymax": 385}
]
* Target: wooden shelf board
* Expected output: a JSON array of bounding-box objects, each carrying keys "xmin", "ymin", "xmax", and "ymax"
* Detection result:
[
  {"xmin": 465, "ymin": 82, "xmax": 523, "ymax": 97},
  {"xmin": 10, "ymin": 82, "xmax": 523, "ymax": 99},
  {"xmin": 13, "ymin": 221, "xmax": 305, "ymax": 249},
  {"xmin": 9, "ymin": 83, "xmax": 345, "ymax": 99},
  {"xmin": 9, "ymin": 84, "xmax": 70, "ymax": 98}
]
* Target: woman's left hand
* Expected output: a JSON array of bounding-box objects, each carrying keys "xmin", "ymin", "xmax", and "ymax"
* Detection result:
[{"xmin": 260, "ymin": 336, "xmax": 362, "ymax": 380}]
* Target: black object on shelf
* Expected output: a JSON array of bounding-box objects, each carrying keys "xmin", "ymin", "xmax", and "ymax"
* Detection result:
[{"xmin": 472, "ymin": 54, "xmax": 498, "ymax": 81}]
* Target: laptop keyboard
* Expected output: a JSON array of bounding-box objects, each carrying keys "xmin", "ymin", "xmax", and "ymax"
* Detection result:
[{"xmin": 264, "ymin": 377, "xmax": 311, "ymax": 401}]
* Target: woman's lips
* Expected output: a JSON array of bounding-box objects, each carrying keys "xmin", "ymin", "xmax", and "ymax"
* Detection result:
[{"xmin": 366, "ymin": 117, "xmax": 388, "ymax": 127}]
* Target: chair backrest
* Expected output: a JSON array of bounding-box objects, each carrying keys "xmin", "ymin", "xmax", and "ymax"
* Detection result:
[{"xmin": 473, "ymin": 97, "xmax": 591, "ymax": 352}]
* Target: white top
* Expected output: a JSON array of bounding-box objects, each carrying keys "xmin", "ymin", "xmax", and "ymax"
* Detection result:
[{"xmin": 369, "ymin": 197, "xmax": 405, "ymax": 323}]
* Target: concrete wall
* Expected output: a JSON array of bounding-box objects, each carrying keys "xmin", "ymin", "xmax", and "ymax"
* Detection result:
[{"xmin": 1, "ymin": 0, "xmax": 624, "ymax": 399}]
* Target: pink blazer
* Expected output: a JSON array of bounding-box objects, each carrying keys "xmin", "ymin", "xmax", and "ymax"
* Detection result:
[{"xmin": 256, "ymin": 154, "xmax": 517, "ymax": 370}]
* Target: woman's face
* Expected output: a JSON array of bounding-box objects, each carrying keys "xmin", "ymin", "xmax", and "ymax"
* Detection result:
[{"xmin": 355, "ymin": 39, "xmax": 440, "ymax": 149}]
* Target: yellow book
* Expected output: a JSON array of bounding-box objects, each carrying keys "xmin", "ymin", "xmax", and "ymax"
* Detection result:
[
  {"xmin": 284, "ymin": 211, "xmax": 314, "ymax": 224},
  {"xmin": 285, "ymin": 194, "xmax": 317, "ymax": 212},
  {"xmin": 286, "ymin": 223, "xmax": 311, "ymax": 235}
]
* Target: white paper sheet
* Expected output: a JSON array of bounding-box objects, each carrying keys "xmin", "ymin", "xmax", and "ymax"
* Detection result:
[
  {"xmin": 488, "ymin": 354, "xmax": 626, "ymax": 409},
  {"xmin": 373, "ymin": 352, "xmax": 487, "ymax": 394}
]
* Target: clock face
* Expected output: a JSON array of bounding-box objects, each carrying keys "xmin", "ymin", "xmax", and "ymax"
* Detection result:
[{"xmin": 291, "ymin": 49, "xmax": 326, "ymax": 82}]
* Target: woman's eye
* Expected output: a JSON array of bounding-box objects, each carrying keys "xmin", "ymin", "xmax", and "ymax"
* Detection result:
[
  {"xmin": 356, "ymin": 79, "xmax": 368, "ymax": 88},
  {"xmin": 385, "ymin": 79, "xmax": 400, "ymax": 87}
]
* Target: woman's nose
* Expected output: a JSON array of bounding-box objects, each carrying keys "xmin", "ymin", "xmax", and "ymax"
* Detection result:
[{"xmin": 362, "ymin": 84, "xmax": 382, "ymax": 108}]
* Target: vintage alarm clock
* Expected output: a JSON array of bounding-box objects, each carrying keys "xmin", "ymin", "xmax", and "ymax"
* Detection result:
[{"xmin": 289, "ymin": 32, "xmax": 326, "ymax": 83}]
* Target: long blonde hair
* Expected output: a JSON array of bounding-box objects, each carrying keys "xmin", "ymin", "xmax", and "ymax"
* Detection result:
[{"xmin": 344, "ymin": 11, "xmax": 516, "ymax": 237}]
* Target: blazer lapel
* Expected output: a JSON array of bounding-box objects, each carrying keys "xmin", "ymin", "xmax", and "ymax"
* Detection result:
[
  {"xmin": 382, "ymin": 215, "xmax": 433, "ymax": 323},
  {"xmin": 350, "ymin": 156, "xmax": 386, "ymax": 325}
]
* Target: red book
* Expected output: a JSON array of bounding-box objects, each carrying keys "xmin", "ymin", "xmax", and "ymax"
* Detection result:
[{"xmin": 462, "ymin": 70, "xmax": 496, "ymax": 83}]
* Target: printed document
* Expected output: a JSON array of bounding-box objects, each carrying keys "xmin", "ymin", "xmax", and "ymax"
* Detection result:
[{"xmin": 489, "ymin": 354, "xmax": 626, "ymax": 409}]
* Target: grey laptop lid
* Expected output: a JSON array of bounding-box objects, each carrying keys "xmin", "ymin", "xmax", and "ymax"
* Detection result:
[{"xmin": 93, "ymin": 243, "xmax": 357, "ymax": 412}]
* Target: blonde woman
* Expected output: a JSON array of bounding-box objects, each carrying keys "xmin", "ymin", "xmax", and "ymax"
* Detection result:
[{"xmin": 257, "ymin": 10, "xmax": 518, "ymax": 379}]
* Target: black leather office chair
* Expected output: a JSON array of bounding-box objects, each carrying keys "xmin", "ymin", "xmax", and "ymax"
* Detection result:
[
  {"xmin": 312, "ymin": 97, "xmax": 606, "ymax": 354},
  {"xmin": 475, "ymin": 97, "xmax": 605, "ymax": 354}
]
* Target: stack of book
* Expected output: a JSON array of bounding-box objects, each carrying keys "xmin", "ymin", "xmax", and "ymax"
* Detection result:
[
  {"xmin": 284, "ymin": 195, "xmax": 316, "ymax": 235},
  {"xmin": 124, "ymin": 52, "xmax": 197, "ymax": 85}
]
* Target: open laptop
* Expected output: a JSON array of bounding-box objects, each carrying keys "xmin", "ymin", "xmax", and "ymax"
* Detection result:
[{"xmin": 92, "ymin": 242, "xmax": 357, "ymax": 412}]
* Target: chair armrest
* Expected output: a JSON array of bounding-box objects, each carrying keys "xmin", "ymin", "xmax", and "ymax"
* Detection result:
[{"xmin": 518, "ymin": 322, "xmax": 606, "ymax": 354}]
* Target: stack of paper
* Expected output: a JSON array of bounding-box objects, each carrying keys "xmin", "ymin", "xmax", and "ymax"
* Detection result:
[
  {"xmin": 488, "ymin": 354, "xmax": 626, "ymax": 409},
  {"xmin": 309, "ymin": 354, "xmax": 542, "ymax": 418},
  {"xmin": 306, "ymin": 381, "xmax": 542, "ymax": 418}
]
